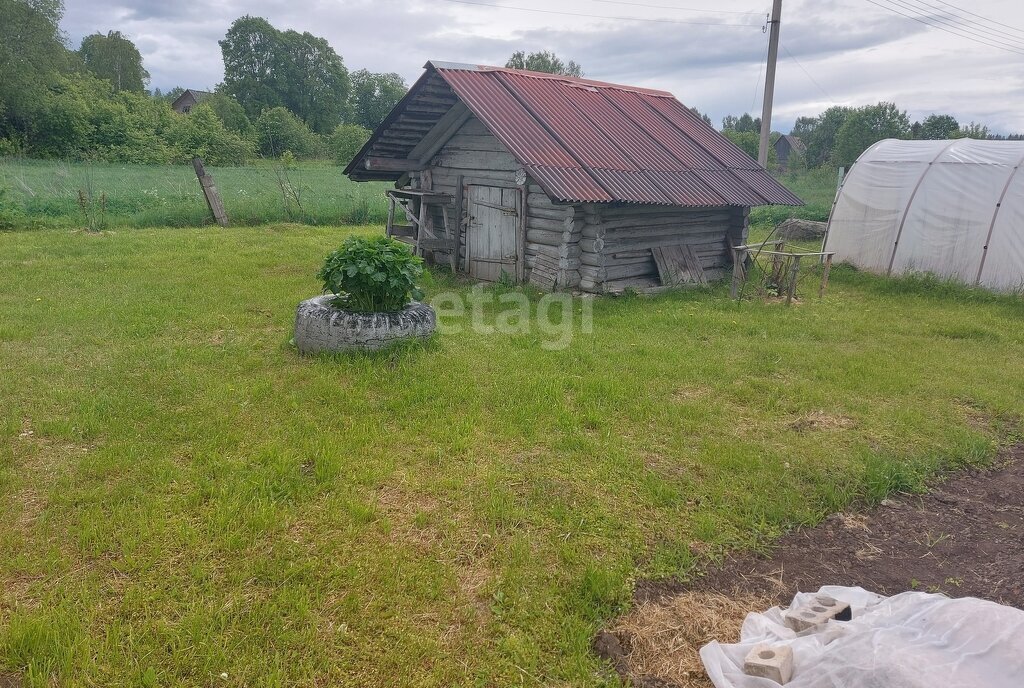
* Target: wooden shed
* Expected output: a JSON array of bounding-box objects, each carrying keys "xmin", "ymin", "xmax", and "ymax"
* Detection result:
[
  {"xmin": 345, "ymin": 61, "xmax": 802, "ymax": 293},
  {"xmin": 171, "ymin": 89, "xmax": 213, "ymax": 114},
  {"xmin": 774, "ymin": 134, "xmax": 807, "ymax": 170}
]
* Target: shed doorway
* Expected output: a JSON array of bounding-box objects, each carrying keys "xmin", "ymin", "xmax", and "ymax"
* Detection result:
[{"xmin": 466, "ymin": 185, "xmax": 521, "ymax": 282}]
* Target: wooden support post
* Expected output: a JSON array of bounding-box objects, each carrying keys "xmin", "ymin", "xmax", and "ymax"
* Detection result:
[
  {"xmin": 819, "ymin": 254, "xmax": 833, "ymax": 298},
  {"xmin": 416, "ymin": 199, "xmax": 427, "ymax": 257},
  {"xmin": 731, "ymin": 247, "xmax": 747, "ymax": 299},
  {"xmin": 385, "ymin": 195, "xmax": 395, "ymax": 238},
  {"xmin": 192, "ymin": 157, "xmax": 228, "ymax": 227},
  {"xmin": 786, "ymin": 254, "xmax": 802, "ymax": 305},
  {"xmin": 441, "ymin": 204, "xmax": 456, "ymax": 272},
  {"xmin": 770, "ymin": 239, "xmax": 785, "ymax": 288},
  {"xmin": 454, "ymin": 174, "xmax": 464, "ymax": 273}
]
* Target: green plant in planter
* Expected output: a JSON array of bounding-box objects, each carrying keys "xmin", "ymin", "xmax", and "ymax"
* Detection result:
[{"xmin": 318, "ymin": 235, "xmax": 425, "ymax": 312}]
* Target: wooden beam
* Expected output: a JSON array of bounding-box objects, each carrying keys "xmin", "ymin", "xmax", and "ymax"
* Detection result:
[
  {"xmin": 409, "ymin": 102, "xmax": 473, "ymax": 165},
  {"xmin": 192, "ymin": 157, "xmax": 228, "ymax": 227},
  {"xmin": 363, "ymin": 157, "xmax": 425, "ymax": 172}
]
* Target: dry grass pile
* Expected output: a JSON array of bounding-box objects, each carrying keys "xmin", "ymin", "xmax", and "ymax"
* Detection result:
[{"xmin": 607, "ymin": 592, "xmax": 772, "ymax": 687}]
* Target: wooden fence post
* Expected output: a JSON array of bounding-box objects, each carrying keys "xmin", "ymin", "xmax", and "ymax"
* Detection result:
[
  {"xmin": 786, "ymin": 254, "xmax": 802, "ymax": 305},
  {"xmin": 730, "ymin": 246, "xmax": 747, "ymax": 300},
  {"xmin": 819, "ymin": 254, "xmax": 834, "ymax": 298},
  {"xmin": 192, "ymin": 157, "xmax": 228, "ymax": 227}
]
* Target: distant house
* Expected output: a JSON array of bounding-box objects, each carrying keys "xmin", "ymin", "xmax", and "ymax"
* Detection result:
[
  {"xmin": 171, "ymin": 89, "xmax": 214, "ymax": 114},
  {"xmin": 774, "ymin": 134, "xmax": 807, "ymax": 169},
  {"xmin": 345, "ymin": 61, "xmax": 801, "ymax": 293}
]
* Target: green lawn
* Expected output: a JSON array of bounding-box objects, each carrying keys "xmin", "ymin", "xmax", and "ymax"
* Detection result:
[
  {"xmin": 1, "ymin": 225, "xmax": 1022, "ymax": 686},
  {"xmin": 0, "ymin": 159, "xmax": 391, "ymax": 230}
]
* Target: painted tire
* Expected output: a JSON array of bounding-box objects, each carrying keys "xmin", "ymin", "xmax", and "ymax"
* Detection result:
[{"xmin": 294, "ymin": 296, "xmax": 436, "ymax": 354}]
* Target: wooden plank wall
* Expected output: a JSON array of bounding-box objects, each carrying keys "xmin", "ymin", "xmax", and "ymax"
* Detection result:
[
  {"xmin": 422, "ymin": 117, "xmax": 519, "ymax": 270},
  {"xmin": 578, "ymin": 204, "xmax": 740, "ymax": 293}
]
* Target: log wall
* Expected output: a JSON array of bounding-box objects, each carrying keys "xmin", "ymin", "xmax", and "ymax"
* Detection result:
[{"xmin": 577, "ymin": 203, "xmax": 749, "ymax": 293}]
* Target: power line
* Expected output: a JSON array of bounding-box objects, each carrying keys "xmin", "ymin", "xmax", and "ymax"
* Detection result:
[
  {"xmin": 864, "ymin": 0, "xmax": 1024, "ymax": 55},
  {"xmin": 781, "ymin": 43, "xmax": 835, "ymax": 105},
  {"xmin": 751, "ymin": 29, "xmax": 768, "ymax": 113},
  {"xmin": 882, "ymin": 0, "xmax": 1024, "ymax": 50},
  {"xmin": 869, "ymin": 0, "xmax": 1024, "ymax": 52},
  {"xmin": 931, "ymin": 0, "xmax": 1024, "ymax": 37},
  {"xmin": 435, "ymin": 0, "xmax": 760, "ymax": 27},
  {"xmin": 585, "ymin": 0, "xmax": 760, "ymax": 16},
  {"xmin": 908, "ymin": 0, "xmax": 1024, "ymax": 41}
]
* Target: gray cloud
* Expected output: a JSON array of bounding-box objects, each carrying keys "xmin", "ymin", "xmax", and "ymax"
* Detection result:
[{"xmin": 58, "ymin": 0, "xmax": 1024, "ymax": 133}]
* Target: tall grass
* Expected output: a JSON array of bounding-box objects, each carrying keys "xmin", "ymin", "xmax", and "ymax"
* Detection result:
[
  {"xmin": 0, "ymin": 158, "xmax": 390, "ymax": 230},
  {"xmin": 750, "ymin": 166, "xmax": 840, "ymax": 229}
]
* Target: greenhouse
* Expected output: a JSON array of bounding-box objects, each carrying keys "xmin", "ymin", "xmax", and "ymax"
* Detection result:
[{"xmin": 824, "ymin": 138, "xmax": 1024, "ymax": 292}]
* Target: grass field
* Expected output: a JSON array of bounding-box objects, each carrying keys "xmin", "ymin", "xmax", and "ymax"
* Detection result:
[
  {"xmin": 749, "ymin": 166, "xmax": 839, "ymax": 230},
  {"xmin": 1, "ymin": 225, "xmax": 1021, "ymax": 686},
  {"xmin": 0, "ymin": 158, "xmax": 391, "ymax": 230},
  {"xmin": 1, "ymin": 157, "xmax": 840, "ymax": 234}
]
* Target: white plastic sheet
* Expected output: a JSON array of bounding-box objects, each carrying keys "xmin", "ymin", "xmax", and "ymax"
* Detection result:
[
  {"xmin": 825, "ymin": 139, "xmax": 1024, "ymax": 292},
  {"xmin": 699, "ymin": 586, "xmax": 1024, "ymax": 688}
]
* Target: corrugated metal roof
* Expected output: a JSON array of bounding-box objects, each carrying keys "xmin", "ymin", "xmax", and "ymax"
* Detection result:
[{"xmin": 350, "ymin": 61, "xmax": 803, "ymax": 207}]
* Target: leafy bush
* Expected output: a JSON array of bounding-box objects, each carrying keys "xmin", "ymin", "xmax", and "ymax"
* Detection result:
[
  {"xmin": 254, "ymin": 107, "xmax": 317, "ymax": 158},
  {"xmin": 0, "ymin": 137, "xmax": 19, "ymax": 157},
  {"xmin": 164, "ymin": 103, "xmax": 254, "ymax": 166},
  {"xmin": 206, "ymin": 93, "xmax": 252, "ymax": 136},
  {"xmin": 317, "ymin": 235, "xmax": 425, "ymax": 312},
  {"xmin": 330, "ymin": 123, "xmax": 371, "ymax": 166}
]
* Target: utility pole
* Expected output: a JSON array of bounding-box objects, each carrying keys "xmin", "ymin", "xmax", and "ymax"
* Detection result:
[{"xmin": 757, "ymin": 0, "xmax": 783, "ymax": 168}]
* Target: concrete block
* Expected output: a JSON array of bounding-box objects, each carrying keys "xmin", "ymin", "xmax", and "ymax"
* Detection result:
[
  {"xmin": 743, "ymin": 643, "xmax": 794, "ymax": 684},
  {"xmin": 784, "ymin": 594, "xmax": 852, "ymax": 632}
]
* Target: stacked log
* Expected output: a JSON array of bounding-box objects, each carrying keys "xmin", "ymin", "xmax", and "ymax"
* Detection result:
[
  {"xmin": 576, "ymin": 204, "xmax": 736, "ymax": 293},
  {"xmin": 524, "ymin": 187, "xmax": 580, "ymax": 289}
]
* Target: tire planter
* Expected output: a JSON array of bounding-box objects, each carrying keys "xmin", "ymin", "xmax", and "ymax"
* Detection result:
[{"xmin": 294, "ymin": 296, "xmax": 436, "ymax": 354}]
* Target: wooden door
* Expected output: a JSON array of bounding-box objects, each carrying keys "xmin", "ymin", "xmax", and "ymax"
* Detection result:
[{"xmin": 467, "ymin": 185, "xmax": 520, "ymax": 282}]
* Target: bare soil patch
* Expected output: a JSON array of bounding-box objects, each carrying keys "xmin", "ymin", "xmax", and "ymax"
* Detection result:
[{"xmin": 599, "ymin": 443, "xmax": 1024, "ymax": 687}]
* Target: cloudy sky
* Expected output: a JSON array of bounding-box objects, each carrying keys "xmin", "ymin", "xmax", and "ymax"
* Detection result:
[{"xmin": 61, "ymin": 0, "xmax": 1024, "ymax": 133}]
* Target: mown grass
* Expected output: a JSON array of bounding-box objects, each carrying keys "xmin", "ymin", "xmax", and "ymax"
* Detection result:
[
  {"xmin": 1, "ymin": 225, "xmax": 1022, "ymax": 686},
  {"xmin": 0, "ymin": 158, "xmax": 391, "ymax": 230}
]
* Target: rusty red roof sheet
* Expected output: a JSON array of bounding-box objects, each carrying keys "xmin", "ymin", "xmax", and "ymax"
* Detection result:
[{"xmin": 351, "ymin": 61, "xmax": 803, "ymax": 207}]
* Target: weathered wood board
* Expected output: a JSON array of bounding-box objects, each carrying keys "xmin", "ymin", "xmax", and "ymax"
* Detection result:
[{"xmin": 651, "ymin": 244, "xmax": 708, "ymax": 286}]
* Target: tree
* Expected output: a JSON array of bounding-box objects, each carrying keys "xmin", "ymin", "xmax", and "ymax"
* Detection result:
[
  {"xmin": 207, "ymin": 92, "xmax": 251, "ymax": 135},
  {"xmin": 953, "ymin": 121, "xmax": 990, "ymax": 140},
  {"xmin": 348, "ymin": 69, "xmax": 406, "ymax": 130},
  {"xmin": 722, "ymin": 129, "xmax": 777, "ymax": 168},
  {"xmin": 831, "ymin": 102, "xmax": 911, "ymax": 168},
  {"xmin": 254, "ymin": 106, "xmax": 317, "ymax": 157},
  {"xmin": 78, "ymin": 31, "xmax": 149, "ymax": 92},
  {"xmin": 219, "ymin": 16, "xmax": 349, "ymax": 133},
  {"xmin": 722, "ymin": 113, "xmax": 761, "ymax": 134},
  {"xmin": 913, "ymin": 114, "xmax": 959, "ymax": 140},
  {"xmin": 330, "ymin": 123, "xmax": 370, "ymax": 165},
  {"xmin": 0, "ymin": 0, "xmax": 74, "ymax": 138},
  {"xmin": 219, "ymin": 16, "xmax": 284, "ymax": 118},
  {"xmin": 277, "ymin": 29, "xmax": 350, "ymax": 133},
  {"xmin": 164, "ymin": 102, "xmax": 254, "ymax": 165},
  {"xmin": 689, "ymin": 107, "xmax": 712, "ymax": 126},
  {"xmin": 161, "ymin": 86, "xmax": 186, "ymax": 103},
  {"xmin": 505, "ymin": 50, "xmax": 582, "ymax": 77},
  {"xmin": 791, "ymin": 106, "xmax": 854, "ymax": 168}
]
